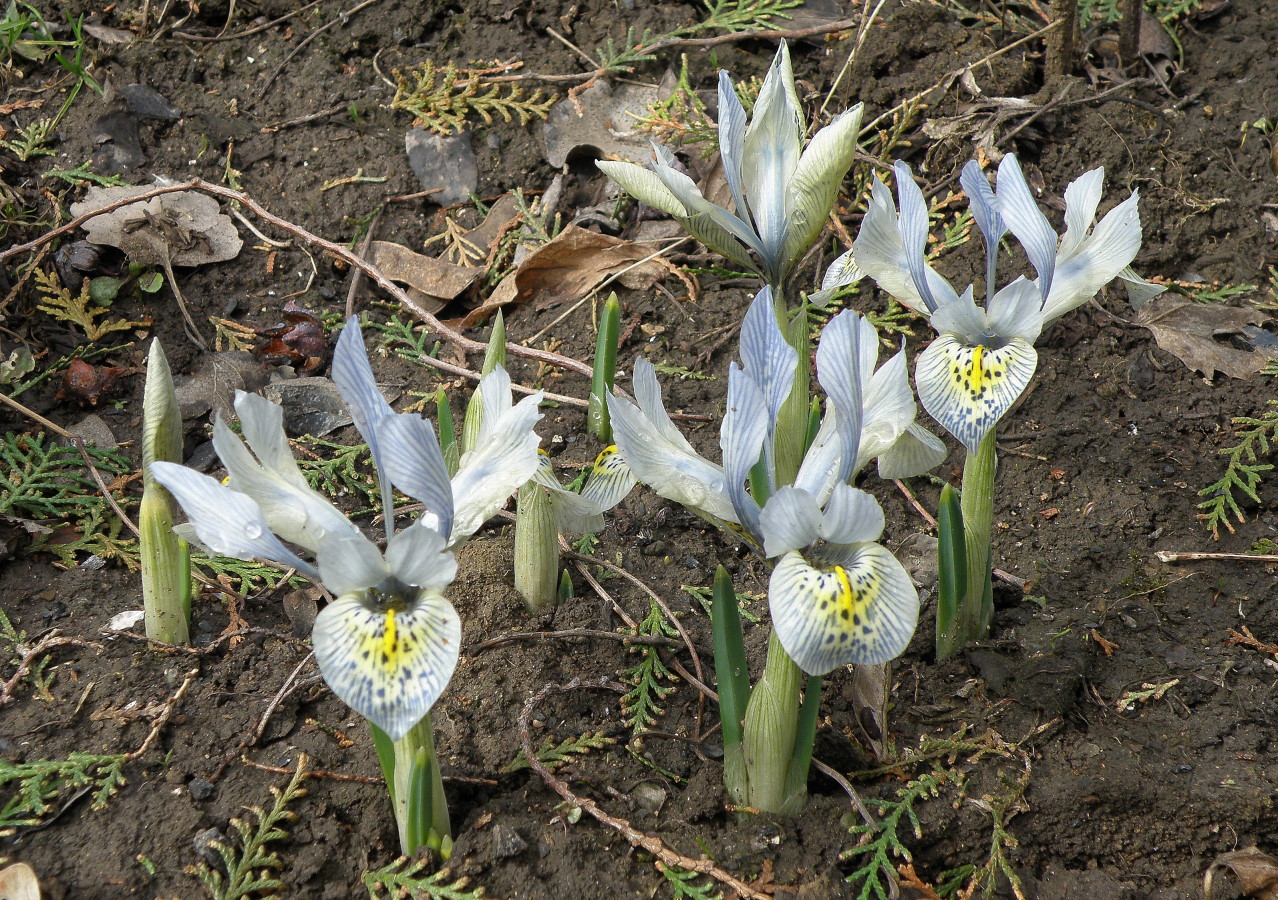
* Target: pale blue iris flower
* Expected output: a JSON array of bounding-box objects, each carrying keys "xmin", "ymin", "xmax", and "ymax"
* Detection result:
[
  {"xmin": 853, "ymin": 156, "xmax": 1163, "ymax": 453},
  {"xmin": 608, "ymin": 288, "xmax": 927, "ymax": 675},
  {"xmin": 598, "ymin": 42, "xmax": 863, "ymax": 290},
  {"xmin": 151, "ymin": 318, "xmax": 545, "ymax": 740}
]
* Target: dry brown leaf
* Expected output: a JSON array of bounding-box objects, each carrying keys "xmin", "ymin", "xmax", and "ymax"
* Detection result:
[
  {"xmin": 70, "ymin": 185, "xmax": 242, "ymax": 267},
  {"xmin": 0, "ymin": 863, "xmax": 41, "ymax": 900},
  {"xmin": 463, "ymin": 194, "xmax": 521, "ymax": 262},
  {"xmin": 367, "ymin": 240, "xmax": 484, "ymax": 314},
  {"xmin": 1135, "ymin": 297, "xmax": 1270, "ymax": 380},
  {"xmin": 467, "ymin": 225, "xmax": 670, "ymax": 326},
  {"xmin": 849, "ymin": 662, "xmax": 891, "ymax": 761},
  {"xmin": 1205, "ymin": 846, "xmax": 1278, "ymax": 899}
]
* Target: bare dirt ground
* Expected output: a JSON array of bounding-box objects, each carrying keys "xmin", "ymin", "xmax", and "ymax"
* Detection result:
[{"xmin": 5, "ymin": 0, "xmax": 1278, "ymax": 898}]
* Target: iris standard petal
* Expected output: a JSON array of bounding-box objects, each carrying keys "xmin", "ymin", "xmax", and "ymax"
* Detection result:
[
  {"xmin": 607, "ymin": 390, "xmax": 736, "ymax": 523},
  {"xmin": 312, "ymin": 592, "xmax": 461, "ymax": 741},
  {"xmin": 857, "ymin": 346, "xmax": 916, "ymax": 471},
  {"xmin": 743, "ymin": 42, "xmax": 804, "ymax": 272},
  {"xmin": 916, "ymin": 332, "xmax": 1037, "ymax": 453},
  {"xmin": 1058, "ymin": 167, "xmax": 1105, "ymax": 261},
  {"xmin": 793, "ymin": 407, "xmax": 841, "ymax": 501},
  {"xmin": 959, "ymin": 159, "xmax": 1005, "ymax": 249},
  {"xmin": 1040, "ymin": 191, "xmax": 1143, "ymax": 323},
  {"xmin": 149, "ymin": 461, "xmax": 320, "ymax": 580},
  {"xmin": 332, "ymin": 317, "xmax": 394, "ymax": 481},
  {"xmin": 996, "ymin": 154, "xmax": 1057, "ymax": 304},
  {"xmin": 212, "ymin": 413, "xmax": 359, "ymax": 554},
  {"xmin": 316, "ymin": 531, "xmax": 389, "ymax": 598},
  {"xmin": 875, "ymin": 422, "xmax": 948, "ymax": 481},
  {"xmin": 780, "ymin": 103, "xmax": 864, "ymax": 276},
  {"xmin": 717, "ymin": 69, "xmax": 750, "ymax": 225},
  {"xmin": 722, "ymin": 364, "xmax": 767, "ymax": 541},
  {"xmin": 384, "ymin": 522, "xmax": 457, "ymax": 594},
  {"xmin": 595, "ymin": 160, "xmax": 688, "ymax": 218},
  {"xmin": 770, "ymin": 543, "xmax": 920, "ymax": 675},
  {"xmin": 814, "ymin": 309, "xmax": 865, "ymax": 485},
  {"xmin": 739, "ymin": 286, "xmax": 798, "ymax": 425},
  {"xmin": 758, "ymin": 485, "xmax": 822, "ymax": 558},
  {"xmin": 927, "ymin": 286, "xmax": 986, "ymax": 344},
  {"xmin": 894, "ymin": 161, "xmax": 939, "ymax": 313},
  {"xmin": 377, "ymin": 413, "xmax": 455, "ymax": 540},
  {"xmin": 817, "ymin": 483, "xmax": 885, "ymax": 546},
  {"xmin": 450, "ymin": 391, "xmax": 544, "ymax": 543},
  {"xmin": 985, "ymin": 278, "xmax": 1045, "ymax": 344}
]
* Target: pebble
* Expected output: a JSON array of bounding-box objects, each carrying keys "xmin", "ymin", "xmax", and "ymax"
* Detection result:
[
  {"xmin": 188, "ymin": 778, "xmax": 215, "ymax": 801},
  {"xmin": 491, "ymin": 822, "xmax": 528, "ymax": 859},
  {"xmin": 192, "ymin": 828, "xmax": 226, "ymax": 869},
  {"xmin": 641, "ymin": 540, "xmax": 670, "ymax": 557}
]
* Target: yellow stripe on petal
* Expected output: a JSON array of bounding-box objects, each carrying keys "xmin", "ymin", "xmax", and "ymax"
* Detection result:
[
  {"xmin": 769, "ymin": 546, "xmax": 919, "ymax": 676},
  {"xmin": 578, "ymin": 445, "xmax": 637, "ymax": 511},
  {"xmin": 312, "ymin": 593, "xmax": 461, "ymax": 741},
  {"xmin": 916, "ymin": 334, "xmax": 1037, "ymax": 454}
]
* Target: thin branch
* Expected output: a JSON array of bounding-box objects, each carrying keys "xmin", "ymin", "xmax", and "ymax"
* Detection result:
[{"xmin": 519, "ymin": 677, "xmax": 772, "ymax": 900}]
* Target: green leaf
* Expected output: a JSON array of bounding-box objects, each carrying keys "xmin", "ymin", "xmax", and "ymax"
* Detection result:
[
  {"xmin": 138, "ymin": 270, "xmax": 164, "ymax": 293},
  {"xmin": 588, "ymin": 292, "xmax": 621, "ymax": 443},
  {"xmin": 88, "ymin": 276, "xmax": 123, "ymax": 305},
  {"xmin": 711, "ymin": 566, "xmax": 750, "ymax": 749},
  {"xmin": 935, "ymin": 483, "xmax": 967, "ymax": 660}
]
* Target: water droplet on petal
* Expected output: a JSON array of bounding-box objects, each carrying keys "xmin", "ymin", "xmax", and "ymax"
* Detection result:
[{"xmin": 243, "ymin": 522, "xmax": 263, "ymax": 540}]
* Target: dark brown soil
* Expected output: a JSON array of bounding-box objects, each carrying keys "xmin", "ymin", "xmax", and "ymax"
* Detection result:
[{"xmin": 4, "ymin": 1, "xmax": 1278, "ymax": 898}]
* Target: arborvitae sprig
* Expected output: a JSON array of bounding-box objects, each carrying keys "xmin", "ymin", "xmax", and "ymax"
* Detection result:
[
  {"xmin": 391, "ymin": 61, "xmax": 556, "ymax": 135},
  {"xmin": 1198, "ymin": 401, "xmax": 1278, "ymax": 537},
  {"xmin": 842, "ymin": 770, "xmax": 948, "ymax": 900},
  {"xmin": 621, "ymin": 599, "xmax": 679, "ymax": 737}
]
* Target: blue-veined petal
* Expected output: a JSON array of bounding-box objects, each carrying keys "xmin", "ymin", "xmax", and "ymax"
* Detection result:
[
  {"xmin": 1040, "ymin": 190, "xmax": 1143, "ymax": 324},
  {"xmin": 312, "ymin": 591, "xmax": 460, "ymax": 741},
  {"xmin": 758, "ymin": 486, "xmax": 822, "ymax": 558},
  {"xmin": 608, "ymin": 387, "xmax": 736, "ymax": 523},
  {"xmin": 316, "ymin": 531, "xmax": 389, "ymax": 598},
  {"xmin": 472, "ymin": 365, "xmax": 514, "ymax": 445},
  {"xmin": 595, "ymin": 160, "xmax": 688, "ymax": 218},
  {"xmin": 986, "ymin": 278, "xmax": 1045, "ymax": 344},
  {"xmin": 1117, "ymin": 264, "xmax": 1165, "ymax": 309},
  {"xmin": 212, "ymin": 407, "xmax": 360, "ymax": 554},
  {"xmin": 331, "ymin": 317, "xmax": 395, "ymax": 510},
  {"xmin": 793, "ymin": 406, "xmax": 840, "ymax": 501},
  {"xmin": 649, "ymin": 143, "xmax": 766, "ymax": 268},
  {"xmin": 770, "ymin": 543, "xmax": 920, "ymax": 675},
  {"xmin": 149, "ymin": 461, "xmax": 319, "ymax": 581},
  {"xmin": 385, "ymin": 522, "xmax": 457, "ymax": 595},
  {"xmin": 894, "ymin": 161, "xmax": 940, "ymax": 313},
  {"xmin": 808, "ymin": 247, "xmax": 865, "ymax": 306},
  {"xmin": 739, "ymin": 286, "xmax": 797, "ymax": 426},
  {"xmin": 857, "ymin": 345, "xmax": 915, "ymax": 472},
  {"xmin": 814, "ymin": 309, "xmax": 865, "ymax": 485},
  {"xmin": 377, "ymin": 413, "xmax": 454, "ymax": 540},
  {"xmin": 817, "ymin": 483, "xmax": 885, "ymax": 546},
  {"xmin": 960, "ymin": 160, "xmax": 1005, "ymax": 296},
  {"xmin": 916, "ymin": 332, "xmax": 1037, "ymax": 453},
  {"xmin": 632, "ymin": 357, "xmax": 700, "ymax": 452},
  {"xmin": 875, "ymin": 422, "xmax": 948, "ymax": 481},
  {"xmin": 1058, "ymin": 167, "xmax": 1105, "ymax": 261},
  {"xmin": 717, "ymin": 70, "xmax": 750, "ymax": 226},
  {"xmin": 450, "ymin": 390, "xmax": 543, "ymax": 543},
  {"xmin": 743, "ymin": 43, "xmax": 804, "ymax": 276},
  {"xmin": 996, "ymin": 154, "xmax": 1057, "ymax": 304},
  {"xmin": 574, "ymin": 445, "xmax": 637, "ymax": 525},
  {"xmin": 781, "ymin": 103, "xmax": 864, "ymax": 275},
  {"xmin": 530, "ymin": 452, "xmax": 606, "ymax": 534},
  {"xmin": 928, "ymin": 286, "xmax": 986, "ymax": 344},
  {"xmin": 722, "ymin": 364, "xmax": 767, "ymax": 541}
]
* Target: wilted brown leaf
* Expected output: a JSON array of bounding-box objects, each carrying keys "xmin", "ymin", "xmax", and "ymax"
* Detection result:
[
  {"xmin": 1205, "ymin": 846, "xmax": 1278, "ymax": 899},
  {"xmin": 0, "ymin": 862, "xmax": 42, "ymax": 900},
  {"xmin": 367, "ymin": 240, "xmax": 484, "ymax": 314},
  {"xmin": 71, "ymin": 185, "xmax": 242, "ymax": 268},
  {"xmin": 1135, "ymin": 297, "xmax": 1271, "ymax": 380},
  {"xmin": 468, "ymin": 225, "xmax": 672, "ymax": 326}
]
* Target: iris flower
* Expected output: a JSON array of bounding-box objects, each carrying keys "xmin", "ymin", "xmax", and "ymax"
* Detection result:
[
  {"xmin": 608, "ymin": 288, "xmax": 927, "ymax": 674},
  {"xmin": 853, "ymin": 156, "xmax": 1163, "ymax": 453},
  {"xmin": 151, "ymin": 319, "xmax": 545, "ymax": 740},
  {"xmin": 598, "ymin": 43, "xmax": 863, "ymax": 290}
]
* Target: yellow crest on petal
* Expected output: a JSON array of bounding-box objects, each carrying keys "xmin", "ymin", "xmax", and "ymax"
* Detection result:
[
  {"xmin": 916, "ymin": 335, "xmax": 1036, "ymax": 454},
  {"xmin": 313, "ymin": 593, "xmax": 460, "ymax": 741},
  {"xmin": 770, "ymin": 546, "xmax": 919, "ymax": 676}
]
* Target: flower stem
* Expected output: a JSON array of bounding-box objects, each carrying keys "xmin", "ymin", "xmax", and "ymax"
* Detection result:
[
  {"xmin": 959, "ymin": 428, "xmax": 997, "ymax": 642},
  {"xmin": 772, "ymin": 295, "xmax": 809, "ymax": 488},
  {"xmin": 392, "ymin": 714, "xmax": 452, "ymax": 858},
  {"xmin": 741, "ymin": 630, "xmax": 804, "ymax": 814}
]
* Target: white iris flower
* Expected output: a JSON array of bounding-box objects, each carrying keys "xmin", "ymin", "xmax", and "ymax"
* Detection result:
[
  {"xmin": 598, "ymin": 42, "xmax": 863, "ymax": 290},
  {"xmin": 853, "ymin": 156, "xmax": 1163, "ymax": 453},
  {"xmin": 608, "ymin": 288, "xmax": 929, "ymax": 675},
  {"xmin": 151, "ymin": 318, "xmax": 545, "ymax": 741}
]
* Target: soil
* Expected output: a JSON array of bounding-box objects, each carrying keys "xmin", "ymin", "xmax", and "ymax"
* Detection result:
[{"xmin": 4, "ymin": 0, "xmax": 1278, "ymax": 898}]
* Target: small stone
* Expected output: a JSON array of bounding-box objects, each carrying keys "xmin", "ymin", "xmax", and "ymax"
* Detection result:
[
  {"xmin": 192, "ymin": 828, "xmax": 226, "ymax": 869},
  {"xmin": 491, "ymin": 822, "xmax": 528, "ymax": 859},
  {"xmin": 629, "ymin": 782, "xmax": 667, "ymax": 814},
  {"xmin": 188, "ymin": 778, "xmax": 215, "ymax": 801},
  {"xmin": 641, "ymin": 540, "xmax": 670, "ymax": 557}
]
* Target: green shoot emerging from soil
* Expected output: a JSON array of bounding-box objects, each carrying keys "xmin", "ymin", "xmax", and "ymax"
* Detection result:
[
  {"xmin": 1197, "ymin": 401, "xmax": 1278, "ymax": 537},
  {"xmin": 191, "ymin": 755, "xmax": 309, "ymax": 900}
]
